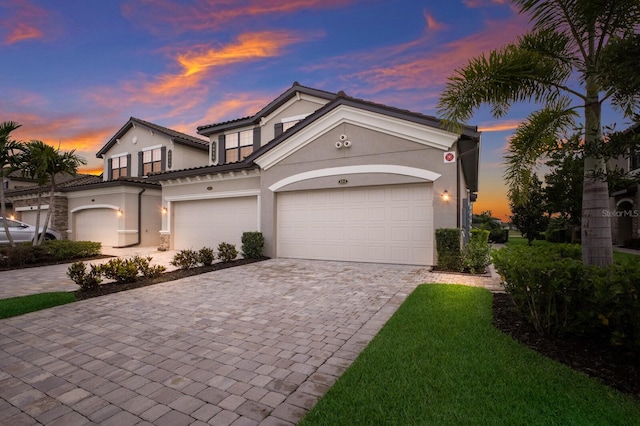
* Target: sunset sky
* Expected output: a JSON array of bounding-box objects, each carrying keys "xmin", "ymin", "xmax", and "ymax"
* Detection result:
[{"xmin": 0, "ymin": 0, "xmax": 631, "ymax": 221}]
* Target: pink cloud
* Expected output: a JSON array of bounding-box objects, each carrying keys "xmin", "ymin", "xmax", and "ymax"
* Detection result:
[
  {"xmin": 423, "ymin": 10, "xmax": 447, "ymax": 32},
  {"xmin": 121, "ymin": 0, "xmax": 355, "ymax": 35},
  {"xmin": 0, "ymin": 0, "xmax": 55, "ymax": 44}
]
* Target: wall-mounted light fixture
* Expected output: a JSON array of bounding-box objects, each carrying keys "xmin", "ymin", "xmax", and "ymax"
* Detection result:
[
  {"xmin": 162, "ymin": 207, "xmax": 168, "ymax": 214},
  {"xmin": 117, "ymin": 209, "xmax": 123, "ymax": 216},
  {"xmin": 441, "ymin": 190, "xmax": 450, "ymax": 202}
]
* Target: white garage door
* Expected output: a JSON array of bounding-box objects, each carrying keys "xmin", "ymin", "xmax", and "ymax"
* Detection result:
[
  {"xmin": 75, "ymin": 209, "xmax": 118, "ymax": 246},
  {"xmin": 173, "ymin": 197, "xmax": 258, "ymax": 251},
  {"xmin": 277, "ymin": 183, "xmax": 433, "ymax": 265},
  {"xmin": 21, "ymin": 209, "xmax": 50, "ymax": 229}
]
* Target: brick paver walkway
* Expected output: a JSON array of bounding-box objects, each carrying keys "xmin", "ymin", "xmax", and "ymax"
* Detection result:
[{"xmin": 0, "ymin": 258, "xmax": 501, "ymax": 425}]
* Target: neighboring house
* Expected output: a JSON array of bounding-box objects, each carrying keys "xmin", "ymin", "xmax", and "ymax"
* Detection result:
[
  {"xmin": 609, "ymin": 122, "xmax": 640, "ymax": 245},
  {"xmin": 154, "ymin": 83, "xmax": 481, "ymax": 266},
  {"xmin": 5, "ymin": 118, "xmax": 209, "ymax": 247}
]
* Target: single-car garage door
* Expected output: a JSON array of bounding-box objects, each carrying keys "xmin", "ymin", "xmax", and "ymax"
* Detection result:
[
  {"xmin": 21, "ymin": 210, "xmax": 50, "ymax": 230},
  {"xmin": 75, "ymin": 209, "xmax": 118, "ymax": 246},
  {"xmin": 173, "ymin": 197, "xmax": 258, "ymax": 251},
  {"xmin": 277, "ymin": 183, "xmax": 433, "ymax": 265}
]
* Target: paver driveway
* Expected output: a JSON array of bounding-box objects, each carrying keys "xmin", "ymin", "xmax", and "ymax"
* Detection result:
[{"xmin": 0, "ymin": 259, "xmax": 435, "ymax": 425}]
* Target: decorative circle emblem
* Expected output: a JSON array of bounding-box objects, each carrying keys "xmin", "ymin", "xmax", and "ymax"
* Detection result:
[{"xmin": 445, "ymin": 152, "xmax": 455, "ymax": 162}]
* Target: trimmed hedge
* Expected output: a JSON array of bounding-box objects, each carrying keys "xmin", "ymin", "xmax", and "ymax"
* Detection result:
[
  {"xmin": 492, "ymin": 244, "xmax": 640, "ymax": 355},
  {"xmin": 241, "ymin": 232, "xmax": 265, "ymax": 259},
  {"xmin": 0, "ymin": 240, "xmax": 102, "ymax": 268},
  {"xmin": 435, "ymin": 228, "xmax": 461, "ymax": 271}
]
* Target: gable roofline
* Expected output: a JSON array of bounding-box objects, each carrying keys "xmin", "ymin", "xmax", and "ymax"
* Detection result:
[
  {"xmin": 148, "ymin": 161, "xmax": 259, "ymax": 181},
  {"xmin": 196, "ymin": 82, "xmax": 337, "ymax": 136},
  {"xmin": 96, "ymin": 117, "xmax": 209, "ymax": 158},
  {"xmin": 246, "ymin": 93, "xmax": 480, "ymax": 163}
]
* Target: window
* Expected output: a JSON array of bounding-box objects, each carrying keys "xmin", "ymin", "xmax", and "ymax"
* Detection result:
[
  {"xmin": 111, "ymin": 155, "xmax": 128, "ymax": 179},
  {"xmin": 143, "ymin": 148, "xmax": 162, "ymax": 175},
  {"xmin": 225, "ymin": 130, "xmax": 253, "ymax": 163}
]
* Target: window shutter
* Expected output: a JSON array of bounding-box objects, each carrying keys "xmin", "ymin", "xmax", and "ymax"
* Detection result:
[
  {"xmin": 218, "ymin": 134, "xmax": 226, "ymax": 164},
  {"xmin": 253, "ymin": 127, "xmax": 261, "ymax": 152},
  {"xmin": 161, "ymin": 146, "xmax": 167, "ymax": 171},
  {"xmin": 138, "ymin": 152, "xmax": 143, "ymax": 177},
  {"xmin": 274, "ymin": 122, "xmax": 283, "ymax": 137},
  {"xmin": 126, "ymin": 154, "xmax": 131, "ymax": 177},
  {"xmin": 107, "ymin": 158, "xmax": 113, "ymax": 180}
]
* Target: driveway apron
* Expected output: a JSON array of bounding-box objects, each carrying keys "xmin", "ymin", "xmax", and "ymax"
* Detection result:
[{"xmin": 0, "ymin": 259, "xmax": 436, "ymax": 425}]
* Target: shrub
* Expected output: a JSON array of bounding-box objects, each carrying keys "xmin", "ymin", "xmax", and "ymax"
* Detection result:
[
  {"xmin": 461, "ymin": 229, "xmax": 491, "ymax": 274},
  {"xmin": 488, "ymin": 228, "xmax": 509, "ymax": 244},
  {"xmin": 198, "ymin": 247, "xmax": 216, "ymax": 266},
  {"xmin": 241, "ymin": 232, "xmax": 265, "ymax": 259},
  {"xmin": 67, "ymin": 261, "xmax": 102, "ymax": 291},
  {"xmin": 132, "ymin": 255, "xmax": 166, "ymax": 278},
  {"xmin": 492, "ymin": 244, "xmax": 640, "ymax": 354},
  {"xmin": 44, "ymin": 240, "xmax": 102, "ymax": 260},
  {"xmin": 100, "ymin": 258, "xmax": 140, "ymax": 283},
  {"xmin": 545, "ymin": 217, "xmax": 572, "ymax": 243},
  {"xmin": 170, "ymin": 249, "xmax": 200, "ymax": 270},
  {"xmin": 217, "ymin": 242, "xmax": 238, "ymax": 263},
  {"xmin": 435, "ymin": 228, "xmax": 461, "ymax": 271}
]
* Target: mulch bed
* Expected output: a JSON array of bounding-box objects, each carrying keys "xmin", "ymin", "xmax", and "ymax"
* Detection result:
[
  {"xmin": 74, "ymin": 257, "xmax": 267, "ymax": 300},
  {"xmin": 0, "ymin": 255, "xmax": 113, "ymax": 272},
  {"xmin": 493, "ymin": 292, "xmax": 639, "ymax": 398}
]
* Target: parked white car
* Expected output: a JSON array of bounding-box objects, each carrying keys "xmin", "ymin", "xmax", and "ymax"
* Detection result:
[{"xmin": 0, "ymin": 218, "xmax": 62, "ymax": 243}]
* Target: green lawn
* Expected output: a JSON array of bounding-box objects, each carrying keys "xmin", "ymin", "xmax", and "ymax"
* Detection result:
[
  {"xmin": 301, "ymin": 285, "xmax": 640, "ymax": 425},
  {"xmin": 0, "ymin": 292, "xmax": 76, "ymax": 319},
  {"xmin": 506, "ymin": 235, "xmax": 638, "ymax": 262}
]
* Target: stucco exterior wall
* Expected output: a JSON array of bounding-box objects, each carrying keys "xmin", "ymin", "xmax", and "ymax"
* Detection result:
[
  {"xmin": 259, "ymin": 94, "xmax": 331, "ymax": 145},
  {"xmin": 257, "ymin": 122, "xmax": 460, "ymax": 259}
]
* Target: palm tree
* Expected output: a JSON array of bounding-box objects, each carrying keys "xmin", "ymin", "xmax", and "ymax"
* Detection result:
[
  {"xmin": 22, "ymin": 141, "xmax": 87, "ymax": 246},
  {"xmin": 0, "ymin": 121, "xmax": 23, "ymax": 247},
  {"xmin": 19, "ymin": 141, "xmax": 54, "ymax": 244},
  {"xmin": 438, "ymin": 0, "xmax": 640, "ymax": 267}
]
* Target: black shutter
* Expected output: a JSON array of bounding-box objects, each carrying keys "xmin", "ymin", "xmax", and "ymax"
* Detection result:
[
  {"xmin": 138, "ymin": 152, "xmax": 143, "ymax": 177},
  {"xmin": 107, "ymin": 158, "xmax": 113, "ymax": 180},
  {"xmin": 253, "ymin": 127, "xmax": 261, "ymax": 152},
  {"xmin": 126, "ymin": 154, "xmax": 132, "ymax": 177},
  {"xmin": 161, "ymin": 146, "xmax": 167, "ymax": 171},
  {"xmin": 274, "ymin": 122, "xmax": 283, "ymax": 137},
  {"xmin": 218, "ymin": 134, "xmax": 226, "ymax": 164}
]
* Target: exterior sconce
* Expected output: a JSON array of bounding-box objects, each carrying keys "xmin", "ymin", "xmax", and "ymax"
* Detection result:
[
  {"xmin": 441, "ymin": 190, "xmax": 450, "ymax": 202},
  {"xmin": 162, "ymin": 207, "xmax": 168, "ymax": 214},
  {"xmin": 117, "ymin": 209, "xmax": 123, "ymax": 216}
]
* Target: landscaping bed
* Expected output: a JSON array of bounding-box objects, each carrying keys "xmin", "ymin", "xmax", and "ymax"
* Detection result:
[
  {"xmin": 493, "ymin": 292, "xmax": 639, "ymax": 398},
  {"xmin": 74, "ymin": 257, "xmax": 267, "ymax": 300}
]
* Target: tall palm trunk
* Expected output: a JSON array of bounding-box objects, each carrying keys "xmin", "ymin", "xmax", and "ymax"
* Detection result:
[
  {"xmin": 581, "ymin": 79, "xmax": 613, "ymax": 266},
  {"xmin": 37, "ymin": 182, "xmax": 55, "ymax": 245}
]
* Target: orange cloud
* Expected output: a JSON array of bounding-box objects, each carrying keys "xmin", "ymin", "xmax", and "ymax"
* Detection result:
[
  {"xmin": 478, "ymin": 119, "xmax": 521, "ymax": 132},
  {"xmin": 1, "ymin": 0, "xmax": 53, "ymax": 44},
  {"xmin": 122, "ymin": 0, "xmax": 354, "ymax": 34}
]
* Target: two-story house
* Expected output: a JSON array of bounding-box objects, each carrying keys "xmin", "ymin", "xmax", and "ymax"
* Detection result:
[
  {"xmin": 5, "ymin": 83, "xmax": 481, "ymax": 266},
  {"xmin": 154, "ymin": 83, "xmax": 481, "ymax": 265}
]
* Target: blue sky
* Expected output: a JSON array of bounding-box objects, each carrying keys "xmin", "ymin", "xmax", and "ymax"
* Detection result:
[{"xmin": 0, "ymin": 0, "xmax": 630, "ymax": 220}]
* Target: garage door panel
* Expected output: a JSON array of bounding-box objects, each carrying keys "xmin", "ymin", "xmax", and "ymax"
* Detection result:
[
  {"xmin": 75, "ymin": 209, "xmax": 118, "ymax": 246},
  {"xmin": 277, "ymin": 183, "xmax": 433, "ymax": 265},
  {"xmin": 173, "ymin": 197, "xmax": 257, "ymax": 251}
]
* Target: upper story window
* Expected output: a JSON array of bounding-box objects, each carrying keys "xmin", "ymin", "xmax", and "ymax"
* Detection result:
[
  {"xmin": 225, "ymin": 130, "xmax": 253, "ymax": 163},
  {"xmin": 110, "ymin": 155, "xmax": 128, "ymax": 179},
  {"xmin": 143, "ymin": 147, "xmax": 162, "ymax": 175}
]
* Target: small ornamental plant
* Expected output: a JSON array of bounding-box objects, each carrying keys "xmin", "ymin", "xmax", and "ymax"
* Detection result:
[{"xmin": 217, "ymin": 242, "xmax": 238, "ymax": 263}]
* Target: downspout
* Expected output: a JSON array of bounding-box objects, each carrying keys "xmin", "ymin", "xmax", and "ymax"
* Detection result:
[{"xmin": 115, "ymin": 188, "xmax": 145, "ymax": 248}]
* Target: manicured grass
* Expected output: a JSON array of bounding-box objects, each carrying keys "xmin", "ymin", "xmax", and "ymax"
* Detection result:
[
  {"xmin": 0, "ymin": 292, "xmax": 76, "ymax": 319},
  {"xmin": 506, "ymin": 236, "xmax": 638, "ymax": 262},
  {"xmin": 301, "ymin": 285, "xmax": 640, "ymax": 425}
]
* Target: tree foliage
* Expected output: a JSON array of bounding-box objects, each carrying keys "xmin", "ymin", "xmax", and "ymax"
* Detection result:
[
  {"xmin": 438, "ymin": 0, "xmax": 640, "ymax": 266},
  {"xmin": 509, "ymin": 175, "xmax": 549, "ymax": 246}
]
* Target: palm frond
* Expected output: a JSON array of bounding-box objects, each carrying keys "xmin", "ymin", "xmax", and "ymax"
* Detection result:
[
  {"xmin": 504, "ymin": 100, "xmax": 578, "ymax": 204},
  {"xmin": 438, "ymin": 36, "xmax": 573, "ymax": 125}
]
